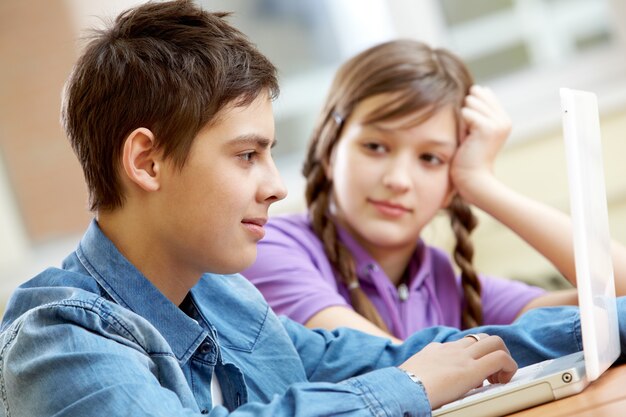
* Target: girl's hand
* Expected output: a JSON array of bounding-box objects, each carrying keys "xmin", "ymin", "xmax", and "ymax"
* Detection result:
[
  {"xmin": 451, "ymin": 85, "xmax": 512, "ymax": 204},
  {"xmin": 399, "ymin": 334, "xmax": 517, "ymax": 409}
]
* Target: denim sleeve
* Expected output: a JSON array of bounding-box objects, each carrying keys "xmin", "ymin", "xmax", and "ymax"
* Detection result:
[
  {"xmin": 0, "ymin": 300, "xmax": 431, "ymax": 417},
  {"xmin": 282, "ymin": 305, "xmax": 589, "ymax": 383},
  {"xmin": 282, "ymin": 316, "xmax": 436, "ymax": 381},
  {"xmin": 0, "ymin": 301, "xmax": 203, "ymax": 417},
  {"xmin": 177, "ymin": 302, "xmax": 626, "ymax": 417},
  {"xmin": 208, "ymin": 368, "xmax": 429, "ymax": 417}
]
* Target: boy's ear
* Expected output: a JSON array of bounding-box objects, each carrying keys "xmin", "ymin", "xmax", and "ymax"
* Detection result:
[{"xmin": 121, "ymin": 128, "xmax": 161, "ymax": 192}]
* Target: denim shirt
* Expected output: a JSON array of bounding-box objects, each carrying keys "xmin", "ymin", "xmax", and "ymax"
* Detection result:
[
  {"xmin": 0, "ymin": 221, "xmax": 603, "ymax": 417},
  {"xmin": 0, "ymin": 221, "xmax": 436, "ymax": 417}
]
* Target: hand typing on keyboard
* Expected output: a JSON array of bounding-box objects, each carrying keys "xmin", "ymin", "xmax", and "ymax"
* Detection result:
[
  {"xmin": 398, "ymin": 333, "xmax": 518, "ymax": 409},
  {"xmin": 449, "ymin": 357, "xmax": 555, "ymax": 404}
]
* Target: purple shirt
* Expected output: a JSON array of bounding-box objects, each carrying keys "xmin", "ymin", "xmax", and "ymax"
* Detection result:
[{"xmin": 243, "ymin": 213, "xmax": 545, "ymax": 339}]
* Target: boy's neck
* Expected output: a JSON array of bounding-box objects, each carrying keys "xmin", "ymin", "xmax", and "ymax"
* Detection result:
[{"xmin": 97, "ymin": 209, "xmax": 199, "ymax": 306}]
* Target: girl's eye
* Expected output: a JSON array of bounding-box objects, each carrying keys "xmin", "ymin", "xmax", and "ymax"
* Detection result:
[
  {"xmin": 363, "ymin": 142, "xmax": 387, "ymax": 153},
  {"xmin": 420, "ymin": 153, "xmax": 444, "ymax": 165}
]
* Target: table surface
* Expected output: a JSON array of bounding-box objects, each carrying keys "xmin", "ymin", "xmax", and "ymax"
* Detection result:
[{"xmin": 506, "ymin": 363, "xmax": 626, "ymax": 416}]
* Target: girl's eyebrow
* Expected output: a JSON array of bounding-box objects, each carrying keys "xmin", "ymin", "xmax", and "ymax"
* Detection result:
[
  {"xmin": 420, "ymin": 138, "xmax": 457, "ymax": 149},
  {"xmin": 361, "ymin": 124, "xmax": 456, "ymax": 149}
]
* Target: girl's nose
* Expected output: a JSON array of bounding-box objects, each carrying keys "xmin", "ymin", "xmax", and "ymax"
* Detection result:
[{"xmin": 381, "ymin": 158, "xmax": 412, "ymax": 193}]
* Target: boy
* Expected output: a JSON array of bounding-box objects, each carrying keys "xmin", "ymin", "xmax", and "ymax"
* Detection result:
[{"xmin": 0, "ymin": 2, "xmax": 616, "ymax": 416}]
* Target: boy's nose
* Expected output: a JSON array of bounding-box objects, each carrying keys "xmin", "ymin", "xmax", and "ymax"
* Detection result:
[
  {"xmin": 264, "ymin": 164, "xmax": 288, "ymax": 203},
  {"xmin": 271, "ymin": 178, "xmax": 288, "ymax": 202}
]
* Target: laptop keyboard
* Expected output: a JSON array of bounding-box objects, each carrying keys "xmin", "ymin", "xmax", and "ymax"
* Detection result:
[
  {"xmin": 437, "ymin": 351, "xmax": 584, "ymax": 411},
  {"xmin": 461, "ymin": 359, "xmax": 554, "ymax": 398}
]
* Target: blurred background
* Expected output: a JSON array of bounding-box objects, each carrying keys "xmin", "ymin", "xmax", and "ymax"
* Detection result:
[{"xmin": 1, "ymin": 0, "xmax": 626, "ymax": 314}]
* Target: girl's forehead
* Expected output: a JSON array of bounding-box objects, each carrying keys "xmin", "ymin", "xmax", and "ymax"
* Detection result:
[
  {"xmin": 342, "ymin": 106, "xmax": 458, "ymax": 149},
  {"xmin": 351, "ymin": 93, "xmax": 403, "ymax": 117},
  {"xmin": 352, "ymin": 101, "xmax": 455, "ymax": 132}
]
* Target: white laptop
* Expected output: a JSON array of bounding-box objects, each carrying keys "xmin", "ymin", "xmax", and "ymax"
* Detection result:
[{"xmin": 432, "ymin": 88, "xmax": 621, "ymax": 417}]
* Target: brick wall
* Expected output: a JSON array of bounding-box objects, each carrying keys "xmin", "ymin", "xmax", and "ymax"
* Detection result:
[{"xmin": 0, "ymin": 0, "xmax": 91, "ymax": 244}]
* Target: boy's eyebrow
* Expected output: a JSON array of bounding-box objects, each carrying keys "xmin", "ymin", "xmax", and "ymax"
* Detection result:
[{"xmin": 228, "ymin": 134, "xmax": 277, "ymax": 149}]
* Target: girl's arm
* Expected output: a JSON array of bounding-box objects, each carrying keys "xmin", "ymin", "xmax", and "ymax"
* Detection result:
[
  {"xmin": 306, "ymin": 306, "xmax": 402, "ymax": 343},
  {"xmin": 452, "ymin": 86, "xmax": 626, "ymax": 306},
  {"xmin": 461, "ymin": 174, "xmax": 626, "ymax": 306}
]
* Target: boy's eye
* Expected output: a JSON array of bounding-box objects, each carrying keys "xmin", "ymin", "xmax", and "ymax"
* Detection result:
[{"xmin": 239, "ymin": 151, "xmax": 258, "ymax": 162}]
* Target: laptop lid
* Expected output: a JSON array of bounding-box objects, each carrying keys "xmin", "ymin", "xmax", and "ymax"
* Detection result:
[
  {"xmin": 432, "ymin": 89, "xmax": 619, "ymax": 417},
  {"xmin": 560, "ymin": 87, "xmax": 620, "ymax": 381}
]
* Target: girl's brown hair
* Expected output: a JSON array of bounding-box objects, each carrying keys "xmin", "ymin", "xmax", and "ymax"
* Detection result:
[{"xmin": 303, "ymin": 39, "xmax": 482, "ymax": 331}]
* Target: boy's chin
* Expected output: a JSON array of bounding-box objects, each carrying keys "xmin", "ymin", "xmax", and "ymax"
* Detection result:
[{"xmin": 208, "ymin": 251, "xmax": 256, "ymax": 275}]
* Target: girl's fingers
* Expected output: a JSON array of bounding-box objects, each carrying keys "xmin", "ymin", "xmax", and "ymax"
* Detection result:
[
  {"xmin": 462, "ymin": 102, "xmax": 511, "ymax": 143},
  {"xmin": 461, "ymin": 106, "xmax": 493, "ymax": 132},
  {"xmin": 466, "ymin": 85, "xmax": 510, "ymax": 121},
  {"xmin": 464, "ymin": 94, "xmax": 493, "ymax": 118},
  {"xmin": 468, "ymin": 85, "xmax": 500, "ymax": 109}
]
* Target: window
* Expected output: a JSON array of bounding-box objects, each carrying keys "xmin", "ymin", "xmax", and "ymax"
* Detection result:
[
  {"xmin": 203, "ymin": 0, "xmax": 626, "ymax": 212},
  {"xmin": 431, "ymin": 0, "xmax": 625, "ymax": 142}
]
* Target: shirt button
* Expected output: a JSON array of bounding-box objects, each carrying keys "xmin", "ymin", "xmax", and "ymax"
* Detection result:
[
  {"xmin": 398, "ymin": 283, "xmax": 410, "ymax": 301},
  {"xmin": 200, "ymin": 343, "xmax": 212, "ymax": 354}
]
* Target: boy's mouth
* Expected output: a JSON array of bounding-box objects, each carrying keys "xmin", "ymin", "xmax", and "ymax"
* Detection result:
[
  {"xmin": 241, "ymin": 217, "xmax": 267, "ymax": 240},
  {"xmin": 242, "ymin": 217, "xmax": 267, "ymax": 227}
]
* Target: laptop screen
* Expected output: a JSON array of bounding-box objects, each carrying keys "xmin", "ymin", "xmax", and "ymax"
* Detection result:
[{"xmin": 560, "ymin": 88, "xmax": 620, "ymax": 381}]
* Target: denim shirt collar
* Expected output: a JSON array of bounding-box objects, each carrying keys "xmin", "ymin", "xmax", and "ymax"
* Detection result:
[{"xmin": 76, "ymin": 220, "xmax": 207, "ymax": 364}]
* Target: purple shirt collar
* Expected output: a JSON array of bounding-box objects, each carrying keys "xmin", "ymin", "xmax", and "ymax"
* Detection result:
[{"xmin": 335, "ymin": 222, "xmax": 432, "ymax": 291}]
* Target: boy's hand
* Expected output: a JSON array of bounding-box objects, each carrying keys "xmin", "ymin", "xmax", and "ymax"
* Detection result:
[
  {"xmin": 450, "ymin": 85, "xmax": 512, "ymax": 205},
  {"xmin": 399, "ymin": 334, "xmax": 517, "ymax": 409}
]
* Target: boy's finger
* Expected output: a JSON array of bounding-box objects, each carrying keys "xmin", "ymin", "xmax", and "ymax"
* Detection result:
[
  {"xmin": 476, "ymin": 350, "xmax": 518, "ymax": 384},
  {"xmin": 459, "ymin": 332, "xmax": 489, "ymax": 347},
  {"xmin": 466, "ymin": 335, "xmax": 511, "ymax": 358}
]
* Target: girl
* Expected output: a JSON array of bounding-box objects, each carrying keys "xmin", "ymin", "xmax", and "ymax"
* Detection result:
[{"xmin": 243, "ymin": 39, "xmax": 626, "ymax": 342}]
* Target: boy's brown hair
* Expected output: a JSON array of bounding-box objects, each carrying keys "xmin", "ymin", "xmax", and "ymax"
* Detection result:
[{"xmin": 61, "ymin": 0, "xmax": 278, "ymax": 211}]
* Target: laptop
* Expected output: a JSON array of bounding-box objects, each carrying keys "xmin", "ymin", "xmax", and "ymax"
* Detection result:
[{"xmin": 432, "ymin": 88, "xmax": 621, "ymax": 417}]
